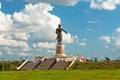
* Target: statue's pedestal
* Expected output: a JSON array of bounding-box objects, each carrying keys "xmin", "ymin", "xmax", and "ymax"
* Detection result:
[{"xmin": 54, "ymin": 44, "xmax": 66, "ymax": 58}]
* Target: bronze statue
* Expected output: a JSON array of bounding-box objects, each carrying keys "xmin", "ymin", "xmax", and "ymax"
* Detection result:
[{"xmin": 56, "ymin": 24, "xmax": 68, "ymax": 44}]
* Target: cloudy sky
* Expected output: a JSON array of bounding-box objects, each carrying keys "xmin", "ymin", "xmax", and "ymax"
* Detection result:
[{"xmin": 0, "ymin": 0, "xmax": 120, "ymax": 60}]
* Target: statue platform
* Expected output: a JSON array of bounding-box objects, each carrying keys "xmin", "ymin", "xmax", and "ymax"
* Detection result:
[{"xmin": 54, "ymin": 44, "xmax": 66, "ymax": 58}]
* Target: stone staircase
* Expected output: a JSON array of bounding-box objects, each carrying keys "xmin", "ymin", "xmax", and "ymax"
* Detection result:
[
  {"xmin": 17, "ymin": 57, "xmax": 75, "ymax": 70},
  {"xmin": 51, "ymin": 61, "xmax": 71, "ymax": 70},
  {"xmin": 20, "ymin": 61, "xmax": 39, "ymax": 70},
  {"xmin": 35, "ymin": 58, "xmax": 56, "ymax": 70}
]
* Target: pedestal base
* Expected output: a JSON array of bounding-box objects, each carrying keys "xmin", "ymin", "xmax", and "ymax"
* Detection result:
[
  {"xmin": 54, "ymin": 54, "xmax": 66, "ymax": 58},
  {"xmin": 54, "ymin": 44, "xmax": 66, "ymax": 58}
]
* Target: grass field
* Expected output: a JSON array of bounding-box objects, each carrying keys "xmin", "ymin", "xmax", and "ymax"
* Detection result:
[
  {"xmin": 70, "ymin": 62, "xmax": 120, "ymax": 70},
  {"xmin": 0, "ymin": 70, "xmax": 120, "ymax": 80}
]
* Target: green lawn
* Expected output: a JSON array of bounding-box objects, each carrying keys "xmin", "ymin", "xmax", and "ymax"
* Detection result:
[
  {"xmin": 70, "ymin": 62, "xmax": 120, "ymax": 70},
  {"xmin": 0, "ymin": 70, "xmax": 120, "ymax": 80}
]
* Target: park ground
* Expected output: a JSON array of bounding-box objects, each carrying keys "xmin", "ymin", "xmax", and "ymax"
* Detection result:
[
  {"xmin": 0, "ymin": 62, "xmax": 120, "ymax": 80},
  {"xmin": 0, "ymin": 70, "xmax": 120, "ymax": 80}
]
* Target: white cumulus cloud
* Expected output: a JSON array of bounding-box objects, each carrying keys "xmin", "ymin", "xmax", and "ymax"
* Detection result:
[
  {"xmin": 79, "ymin": 42, "xmax": 86, "ymax": 46},
  {"xmin": 0, "ymin": 51, "xmax": 2, "ymax": 55},
  {"xmin": 0, "ymin": 2, "xmax": 76, "ymax": 57},
  {"xmin": 47, "ymin": 49, "xmax": 55, "ymax": 53},
  {"xmin": 18, "ymin": 52, "xmax": 32, "ymax": 57},
  {"xmin": 90, "ymin": 0, "xmax": 120, "ymax": 10},
  {"xmin": 12, "ymin": 32, "xmax": 31, "ymax": 41},
  {"xmin": 79, "ymin": 38, "xmax": 87, "ymax": 46},
  {"xmin": 100, "ymin": 27, "xmax": 120, "ymax": 51},
  {"xmin": 12, "ymin": 3, "xmax": 73, "ymax": 43},
  {"xmin": 25, "ymin": 0, "xmax": 79, "ymax": 6},
  {"xmin": 100, "ymin": 36, "xmax": 111, "ymax": 44},
  {"xmin": 33, "ymin": 42, "xmax": 56, "ymax": 49},
  {"xmin": 0, "ymin": 11, "xmax": 12, "ymax": 31},
  {"xmin": 0, "ymin": 35, "xmax": 29, "ymax": 49},
  {"xmin": 88, "ymin": 20, "xmax": 100, "ymax": 24},
  {"xmin": 4, "ymin": 47, "xmax": 13, "ymax": 54}
]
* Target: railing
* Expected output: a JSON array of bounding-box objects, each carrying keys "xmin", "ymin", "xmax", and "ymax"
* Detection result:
[
  {"xmin": 66, "ymin": 57, "xmax": 76, "ymax": 70},
  {"xmin": 16, "ymin": 59, "xmax": 28, "ymax": 70}
]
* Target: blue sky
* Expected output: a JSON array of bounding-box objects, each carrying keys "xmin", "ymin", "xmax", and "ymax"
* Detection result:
[{"xmin": 1, "ymin": 0, "xmax": 120, "ymax": 60}]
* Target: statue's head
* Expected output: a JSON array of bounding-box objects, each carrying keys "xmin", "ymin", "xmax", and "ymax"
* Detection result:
[{"xmin": 58, "ymin": 24, "xmax": 61, "ymax": 28}]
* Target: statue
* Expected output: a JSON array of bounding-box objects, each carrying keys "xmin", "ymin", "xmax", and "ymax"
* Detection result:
[{"xmin": 56, "ymin": 24, "xmax": 68, "ymax": 44}]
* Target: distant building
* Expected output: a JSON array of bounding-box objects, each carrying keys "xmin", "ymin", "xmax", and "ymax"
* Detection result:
[
  {"xmin": 34, "ymin": 54, "xmax": 45, "ymax": 63},
  {"xmin": 76, "ymin": 54, "xmax": 86, "ymax": 62}
]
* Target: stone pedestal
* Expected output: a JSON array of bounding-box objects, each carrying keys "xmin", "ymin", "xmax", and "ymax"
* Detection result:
[{"xmin": 55, "ymin": 44, "xmax": 66, "ymax": 57}]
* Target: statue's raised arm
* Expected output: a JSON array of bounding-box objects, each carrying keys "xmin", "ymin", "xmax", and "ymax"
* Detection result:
[
  {"xmin": 56, "ymin": 24, "xmax": 68, "ymax": 44},
  {"xmin": 62, "ymin": 28, "xmax": 68, "ymax": 34}
]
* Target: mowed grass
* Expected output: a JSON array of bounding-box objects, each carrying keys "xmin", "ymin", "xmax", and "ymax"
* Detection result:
[{"xmin": 0, "ymin": 70, "xmax": 120, "ymax": 80}]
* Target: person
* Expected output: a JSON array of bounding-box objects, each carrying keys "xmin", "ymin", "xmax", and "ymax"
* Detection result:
[{"xmin": 56, "ymin": 24, "xmax": 67, "ymax": 44}]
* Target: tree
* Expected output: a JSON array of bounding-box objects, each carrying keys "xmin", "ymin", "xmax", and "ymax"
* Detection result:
[{"xmin": 1, "ymin": 57, "xmax": 4, "ymax": 61}]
